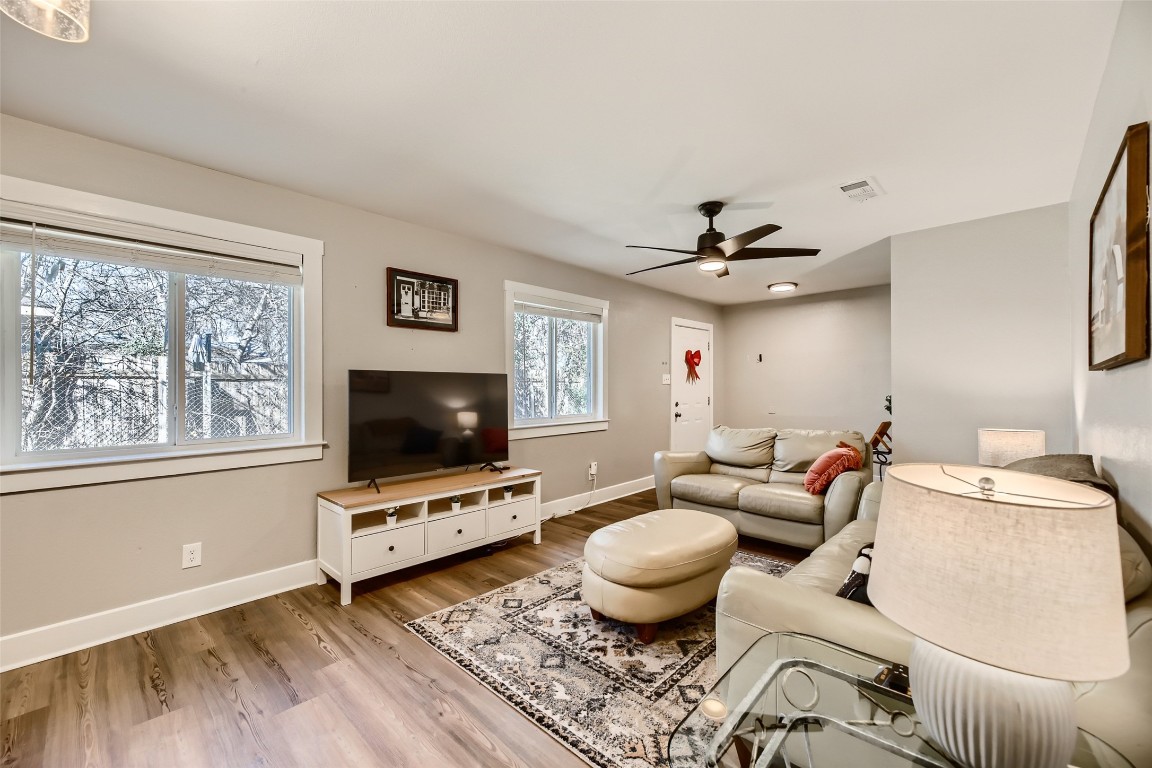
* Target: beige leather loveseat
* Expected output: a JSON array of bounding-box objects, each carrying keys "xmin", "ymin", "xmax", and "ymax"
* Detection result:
[
  {"xmin": 716, "ymin": 482, "xmax": 1152, "ymax": 767},
  {"xmin": 654, "ymin": 426, "xmax": 871, "ymax": 549}
]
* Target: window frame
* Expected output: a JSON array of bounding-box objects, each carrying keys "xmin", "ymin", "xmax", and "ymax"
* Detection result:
[
  {"xmin": 504, "ymin": 280, "xmax": 608, "ymax": 440},
  {"xmin": 0, "ymin": 176, "xmax": 324, "ymax": 493}
]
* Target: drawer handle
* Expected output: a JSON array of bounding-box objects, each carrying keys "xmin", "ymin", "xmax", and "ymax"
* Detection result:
[
  {"xmin": 457, "ymin": 528, "xmax": 463, "ymax": 535},
  {"xmin": 512, "ymin": 514, "xmax": 517, "ymax": 520},
  {"xmin": 388, "ymin": 545, "xmax": 395, "ymax": 552}
]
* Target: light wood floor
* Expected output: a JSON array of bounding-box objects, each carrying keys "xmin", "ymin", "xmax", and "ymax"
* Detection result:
[{"xmin": 0, "ymin": 490, "xmax": 805, "ymax": 768}]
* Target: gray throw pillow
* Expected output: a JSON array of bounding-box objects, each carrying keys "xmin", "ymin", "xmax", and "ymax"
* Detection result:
[{"xmin": 1002, "ymin": 454, "xmax": 1117, "ymax": 499}]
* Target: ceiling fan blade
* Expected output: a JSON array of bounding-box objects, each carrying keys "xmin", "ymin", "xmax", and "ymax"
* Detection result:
[
  {"xmin": 626, "ymin": 256, "xmax": 700, "ymax": 276},
  {"xmin": 715, "ymin": 223, "xmax": 782, "ymax": 257},
  {"xmin": 714, "ymin": 266, "xmax": 730, "ymax": 278},
  {"xmin": 726, "ymin": 247, "xmax": 821, "ymax": 261},
  {"xmin": 626, "ymin": 245, "xmax": 701, "ymax": 256}
]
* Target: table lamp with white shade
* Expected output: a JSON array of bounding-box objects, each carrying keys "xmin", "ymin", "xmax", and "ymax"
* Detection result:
[
  {"xmin": 977, "ymin": 428, "xmax": 1045, "ymax": 466},
  {"xmin": 868, "ymin": 464, "xmax": 1128, "ymax": 768}
]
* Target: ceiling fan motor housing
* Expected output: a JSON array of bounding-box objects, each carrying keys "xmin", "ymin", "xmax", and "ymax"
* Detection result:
[{"xmin": 697, "ymin": 231, "xmax": 726, "ymax": 251}]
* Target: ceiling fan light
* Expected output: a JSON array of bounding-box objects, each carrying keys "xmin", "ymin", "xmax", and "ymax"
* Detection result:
[
  {"xmin": 697, "ymin": 256, "xmax": 727, "ymax": 273},
  {"xmin": 1, "ymin": 0, "xmax": 89, "ymax": 42},
  {"xmin": 768, "ymin": 282, "xmax": 798, "ymax": 293}
]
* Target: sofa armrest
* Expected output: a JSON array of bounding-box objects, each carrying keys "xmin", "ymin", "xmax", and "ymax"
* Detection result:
[
  {"xmin": 823, "ymin": 469, "xmax": 869, "ymax": 541},
  {"xmin": 716, "ymin": 565, "xmax": 913, "ymax": 674},
  {"xmin": 1072, "ymin": 590, "xmax": 1152, "ymax": 767},
  {"xmin": 653, "ymin": 450, "xmax": 711, "ymax": 509},
  {"xmin": 856, "ymin": 481, "xmax": 884, "ymax": 522}
]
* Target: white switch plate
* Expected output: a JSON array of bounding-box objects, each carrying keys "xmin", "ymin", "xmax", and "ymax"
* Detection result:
[{"xmin": 661, "ymin": 373, "xmax": 671, "ymax": 385}]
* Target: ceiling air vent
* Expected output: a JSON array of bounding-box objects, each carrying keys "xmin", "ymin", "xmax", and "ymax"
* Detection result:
[{"xmin": 840, "ymin": 177, "xmax": 884, "ymax": 203}]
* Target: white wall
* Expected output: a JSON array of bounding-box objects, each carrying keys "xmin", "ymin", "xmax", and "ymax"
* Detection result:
[
  {"xmin": 1069, "ymin": 0, "xmax": 1152, "ymax": 542},
  {"xmin": 0, "ymin": 115, "xmax": 720, "ymax": 638},
  {"xmin": 891, "ymin": 204, "xmax": 1073, "ymax": 464},
  {"xmin": 720, "ymin": 285, "xmax": 891, "ymax": 438}
]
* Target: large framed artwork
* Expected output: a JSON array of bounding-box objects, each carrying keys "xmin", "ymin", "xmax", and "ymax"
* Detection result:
[
  {"xmin": 386, "ymin": 268, "xmax": 459, "ymax": 332},
  {"xmin": 1089, "ymin": 121, "xmax": 1149, "ymax": 370}
]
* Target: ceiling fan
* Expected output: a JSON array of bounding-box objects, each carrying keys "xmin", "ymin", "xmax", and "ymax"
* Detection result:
[{"xmin": 626, "ymin": 201, "xmax": 820, "ymax": 278}]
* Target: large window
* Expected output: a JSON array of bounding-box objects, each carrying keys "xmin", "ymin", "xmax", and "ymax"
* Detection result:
[
  {"xmin": 0, "ymin": 177, "xmax": 323, "ymax": 492},
  {"xmin": 505, "ymin": 282, "xmax": 607, "ymax": 438}
]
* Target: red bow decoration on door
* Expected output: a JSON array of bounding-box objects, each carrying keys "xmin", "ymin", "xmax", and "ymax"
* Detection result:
[{"xmin": 685, "ymin": 349, "xmax": 702, "ymax": 384}]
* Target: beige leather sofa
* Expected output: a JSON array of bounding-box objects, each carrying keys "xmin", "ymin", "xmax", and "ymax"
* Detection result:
[
  {"xmin": 654, "ymin": 426, "xmax": 872, "ymax": 549},
  {"xmin": 716, "ymin": 482, "xmax": 1152, "ymax": 767}
]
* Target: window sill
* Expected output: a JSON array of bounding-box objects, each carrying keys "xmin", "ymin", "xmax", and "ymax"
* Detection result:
[
  {"xmin": 0, "ymin": 440, "xmax": 326, "ymax": 494},
  {"xmin": 509, "ymin": 419, "xmax": 609, "ymax": 440}
]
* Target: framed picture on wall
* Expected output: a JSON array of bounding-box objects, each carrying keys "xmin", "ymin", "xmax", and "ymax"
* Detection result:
[
  {"xmin": 386, "ymin": 268, "xmax": 459, "ymax": 332},
  {"xmin": 1089, "ymin": 121, "xmax": 1149, "ymax": 370}
]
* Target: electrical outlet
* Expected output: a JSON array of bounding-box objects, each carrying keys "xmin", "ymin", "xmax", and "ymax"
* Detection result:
[
  {"xmin": 182, "ymin": 542, "xmax": 202, "ymax": 569},
  {"xmin": 588, "ymin": 461, "xmax": 598, "ymax": 480}
]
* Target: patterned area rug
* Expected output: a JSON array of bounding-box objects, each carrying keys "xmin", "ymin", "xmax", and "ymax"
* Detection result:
[{"xmin": 406, "ymin": 551, "xmax": 793, "ymax": 768}]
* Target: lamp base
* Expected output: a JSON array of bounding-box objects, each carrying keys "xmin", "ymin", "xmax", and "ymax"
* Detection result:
[{"xmin": 911, "ymin": 638, "xmax": 1076, "ymax": 768}]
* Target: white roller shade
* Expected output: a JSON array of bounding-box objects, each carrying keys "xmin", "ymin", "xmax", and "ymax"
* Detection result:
[
  {"xmin": 1, "ymin": 219, "xmax": 302, "ymax": 285},
  {"xmin": 513, "ymin": 292, "xmax": 605, "ymax": 323}
]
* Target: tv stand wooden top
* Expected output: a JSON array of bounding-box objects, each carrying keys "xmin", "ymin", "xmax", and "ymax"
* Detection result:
[{"xmin": 318, "ymin": 467, "xmax": 541, "ymax": 509}]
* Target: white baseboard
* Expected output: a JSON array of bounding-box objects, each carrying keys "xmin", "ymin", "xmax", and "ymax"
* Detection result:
[
  {"xmin": 0, "ymin": 560, "xmax": 317, "ymax": 672},
  {"xmin": 542, "ymin": 474, "xmax": 655, "ymax": 520}
]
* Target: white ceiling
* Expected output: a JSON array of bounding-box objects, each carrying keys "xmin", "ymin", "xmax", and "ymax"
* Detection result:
[{"xmin": 0, "ymin": 1, "xmax": 1122, "ymax": 305}]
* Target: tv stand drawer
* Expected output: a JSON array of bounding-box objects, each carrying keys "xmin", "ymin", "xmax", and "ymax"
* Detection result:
[
  {"xmin": 489, "ymin": 498, "xmax": 536, "ymax": 536},
  {"xmin": 352, "ymin": 525, "xmax": 424, "ymax": 574},
  {"xmin": 427, "ymin": 509, "xmax": 486, "ymax": 553}
]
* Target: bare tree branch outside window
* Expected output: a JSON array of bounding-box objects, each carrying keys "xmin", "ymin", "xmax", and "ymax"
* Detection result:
[
  {"xmin": 513, "ymin": 311, "xmax": 592, "ymax": 422},
  {"xmin": 9, "ymin": 241, "xmax": 294, "ymax": 455}
]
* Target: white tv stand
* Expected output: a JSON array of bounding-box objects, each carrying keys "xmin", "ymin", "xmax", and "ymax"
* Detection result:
[{"xmin": 316, "ymin": 467, "xmax": 542, "ymax": 605}]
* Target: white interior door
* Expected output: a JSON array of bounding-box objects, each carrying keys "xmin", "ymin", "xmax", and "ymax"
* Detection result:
[{"xmin": 670, "ymin": 318, "xmax": 714, "ymax": 451}]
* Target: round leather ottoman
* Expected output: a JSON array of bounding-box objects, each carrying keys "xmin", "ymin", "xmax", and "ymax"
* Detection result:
[{"xmin": 582, "ymin": 508, "xmax": 738, "ymax": 643}]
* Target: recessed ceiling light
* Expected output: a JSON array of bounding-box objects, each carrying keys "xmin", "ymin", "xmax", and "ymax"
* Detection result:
[{"xmin": 768, "ymin": 282, "xmax": 798, "ymax": 293}]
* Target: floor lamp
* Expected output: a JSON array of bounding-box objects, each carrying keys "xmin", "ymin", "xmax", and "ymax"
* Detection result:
[{"xmin": 868, "ymin": 464, "xmax": 1128, "ymax": 768}]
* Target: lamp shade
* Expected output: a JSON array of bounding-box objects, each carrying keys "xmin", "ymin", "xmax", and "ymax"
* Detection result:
[
  {"xmin": 0, "ymin": 0, "xmax": 89, "ymax": 42},
  {"xmin": 869, "ymin": 464, "xmax": 1128, "ymax": 681},
  {"xmin": 457, "ymin": 411, "xmax": 478, "ymax": 430},
  {"xmin": 977, "ymin": 428, "xmax": 1045, "ymax": 466}
]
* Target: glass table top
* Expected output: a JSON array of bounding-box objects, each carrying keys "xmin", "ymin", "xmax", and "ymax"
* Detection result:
[{"xmin": 668, "ymin": 632, "xmax": 1132, "ymax": 768}]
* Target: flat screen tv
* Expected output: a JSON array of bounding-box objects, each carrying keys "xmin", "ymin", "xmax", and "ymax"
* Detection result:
[{"xmin": 348, "ymin": 370, "xmax": 509, "ymax": 483}]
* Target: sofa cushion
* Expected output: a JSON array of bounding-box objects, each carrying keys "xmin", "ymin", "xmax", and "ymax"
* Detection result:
[
  {"xmin": 783, "ymin": 519, "xmax": 878, "ymax": 593},
  {"xmin": 711, "ymin": 463, "xmax": 771, "ymax": 483},
  {"xmin": 804, "ymin": 443, "xmax": 863, "ymax": 494},
  {"xmin": 738, "ymin": 483, "xmax": 825, "ymax": 524},
  {"xmin": 671, "ymin": 473, "xmax": 759, "ymax": 508},
  {"xmin": 705, "ymin": 426, "xmax": 776, "ymax": 468},
  {"xmin": 1120, "ymin": 526, "xmax": 1152, "ymax": 601},
  {"xmin": 773, "ymin": 429, "xmax": 866, "ymax": 472}
]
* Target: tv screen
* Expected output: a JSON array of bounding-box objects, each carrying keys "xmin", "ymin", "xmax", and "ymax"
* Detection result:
[{"xmin": 348, "ymin": 370, "xmax": 509, "ymax": 482}]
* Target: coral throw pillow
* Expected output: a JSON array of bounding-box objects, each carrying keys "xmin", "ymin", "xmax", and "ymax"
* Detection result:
[{"xmin": 804, "ymin": 442, "xmax": 863, "ymax": 494}]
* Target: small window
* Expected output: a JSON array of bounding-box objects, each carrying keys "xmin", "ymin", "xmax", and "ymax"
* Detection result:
[{"xmin": 505, "ymin": 282, "xmax": 608, "ymax": 439}]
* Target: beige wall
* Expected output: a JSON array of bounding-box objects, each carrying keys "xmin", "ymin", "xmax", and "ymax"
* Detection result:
[
  {"xmin": 891, "ymin": 204, "xmax": 1074, "ymax": 465},
  {"xmin": 0, "ymin": 115, "xmax": 720, "ymax": 635},
  {"xmin": 1069, "ymin": 0, "xmax": 1152, "ymax": 542},
  {"xmin": 719, "ymin": 285, "xmax": 891, "ymax": 438}
]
